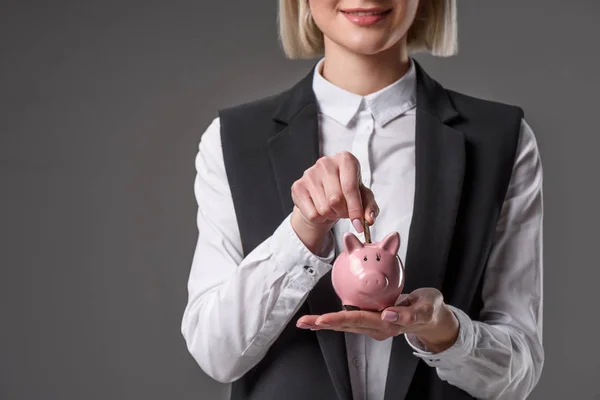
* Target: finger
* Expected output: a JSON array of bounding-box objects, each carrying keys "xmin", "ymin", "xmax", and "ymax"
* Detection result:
[
  {"xmin": 380, "ymin": 293, "xmax": 418, "ymax": 324},
  {"xmin": 403, "ymin": 289, "xmax": 439, "ymax": 325},
  {"xmin": 297, "ymin": 315, "xmax": 320, "ymax": 326},
  {"xmin": 304, "ymin": 171, "xmax": 337, "ymax": 221},
  {"xmin": 411, "ymin": 301, "xmax": 435, "ymax": 325},
  {"xmin": 291, "ymin": 181, "xmax": 327, "ymax": 224},
  {"xmin": 318, "ymin": 181, "xmax": 341, "ymax": 220},
  {"xmin": 316, "ymin": 310, "xmax": 385, "ymax": 329},
  {"xmin": 359, "ymin": 184, "xmax": 379, "ymax": 225},
  {"xmin": 318, "ymin": 159, "xmax": 347, "ymax": 219},
  {"xmin": 337, "ymin": 152, "xmax": 364, "ymax": 225},
  {"xmin": 382, "ymin": 308, "xmax": 415, "ymax": 326},
  {"xmin": 394, "ymin": 293, "xmax": 415, "ymax": 307},
  {"xmin": 298, "ymin": 314, "xmax": 385, "ymax": 334},
  {"xmin": 384, "ymin": 298, "xmax": 434, "ymax": 327}
]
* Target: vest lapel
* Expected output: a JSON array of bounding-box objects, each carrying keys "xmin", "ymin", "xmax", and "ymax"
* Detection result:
[
  {"xmin": 267, "ymin": 68, "xmax": 353, "ymax": 400},
  {"xmin": 383, "ymin": 62, "xmax": 466, "ymax": 400},
  {"xmin": 268, "ymin": 102, "xmax": 320, "ymax": 216}
]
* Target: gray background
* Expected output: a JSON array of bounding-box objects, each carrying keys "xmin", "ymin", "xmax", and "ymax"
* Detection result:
[{"xmin": 1, "ymin": 0, "xmax": 598, "ymax": 399}]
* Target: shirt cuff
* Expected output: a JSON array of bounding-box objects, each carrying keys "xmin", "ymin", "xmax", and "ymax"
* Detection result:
[
  {"xmin": 404, "ymin": 305, "xmax": 475, "ymax": 369},
  {"xmin": 268, "ymin": 213, "xmax": 335, "ymax": 288}
]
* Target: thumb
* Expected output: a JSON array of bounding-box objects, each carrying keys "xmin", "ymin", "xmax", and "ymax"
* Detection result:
[{"xmin": 359, "ymin": 184, "xmax": 379, "ymax": 225}]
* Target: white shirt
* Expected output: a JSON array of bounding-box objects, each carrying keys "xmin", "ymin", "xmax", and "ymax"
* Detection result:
[{"xmin": 181, "ymin": 58, "xmax": 544, "ymax": 400}]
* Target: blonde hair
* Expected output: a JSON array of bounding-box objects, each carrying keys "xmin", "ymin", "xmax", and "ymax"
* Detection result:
[{"xmin": 278, "ymin": 0, "xmax": 457, "ymax": 59}]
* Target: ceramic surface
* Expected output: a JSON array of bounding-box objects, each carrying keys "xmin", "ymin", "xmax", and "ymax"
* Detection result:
[{"xmin": 331, "ymin": 231, "xmax": 405, "ymax": 312}]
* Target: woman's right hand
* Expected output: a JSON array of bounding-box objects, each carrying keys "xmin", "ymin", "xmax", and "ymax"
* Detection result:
[{"xmin": 290, "ymin": 151, "xmax": 379, "ymax": 255}]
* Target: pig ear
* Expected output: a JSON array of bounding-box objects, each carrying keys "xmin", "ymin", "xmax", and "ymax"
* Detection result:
[
  {"xmin": 343, "ymin": 232, "xmax": 363, "ymax": 253},
  {"xmin": 380, "ymin": 232, "xmax": 400, "ymax": 255}
]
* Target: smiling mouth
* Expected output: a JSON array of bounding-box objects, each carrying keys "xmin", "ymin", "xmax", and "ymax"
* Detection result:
[
  {"xmin": 339, "ymin": 8, "xmax": 392, "ymax": 26},
  {"xmin": 340, "ymin": 8, "xmax": 392, "ymax": 16}
]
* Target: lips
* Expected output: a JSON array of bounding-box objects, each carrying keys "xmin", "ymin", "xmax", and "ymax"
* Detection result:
[
  {"xmin": 341, "ymin": 8, "xmax": 391, "ymax": 14},
  {"xmin": 340, "ymin": 8, "xmax": 392, "ymax": 26}
]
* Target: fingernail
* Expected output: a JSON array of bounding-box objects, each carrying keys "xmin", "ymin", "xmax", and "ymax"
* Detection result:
[
  {"xmin": 315, "ymin": 320, "xmax": 330, "ymax": 327},
  {"xmin": 297, "ymin": 322, "xmax": 311, "ymax": 329},
  {"xmin": 352, "ymin": 218, "xmax": 363, "ymax": 233},
  {"xmin": 382, "ymin": 310, "xmax": 398, "ymax": 322},
  {"xmin": 370, "ymin": 210, "xmax": 376, "ymax": 221}
]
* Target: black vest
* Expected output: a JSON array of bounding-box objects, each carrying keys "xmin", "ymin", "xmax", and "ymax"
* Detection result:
[{"xmin": 217, "ymin": 60, "xmax": 523, "ymax": 400}]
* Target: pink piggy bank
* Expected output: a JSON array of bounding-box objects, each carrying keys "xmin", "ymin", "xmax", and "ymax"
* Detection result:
[{"xmin": 331, "ymin": 231, "xmax": 405, "ymax": 312}]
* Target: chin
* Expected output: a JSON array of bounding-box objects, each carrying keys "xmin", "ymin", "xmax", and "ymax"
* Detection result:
[
  {"xmin": 330, "ymin": 26, "xmax": 399, "ymax": 54},
  {"xmin": 339, "ymin": 38, "xmax": 395, "ymax": 56},
  {"xmin": 349, "ymin": 44, "xmax": 389, "ymax": 56}
]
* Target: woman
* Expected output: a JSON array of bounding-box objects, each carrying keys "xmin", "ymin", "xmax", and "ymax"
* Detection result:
[{"xmin": 181, "ymin": 1, "xmax": 544, "ymax": 399}]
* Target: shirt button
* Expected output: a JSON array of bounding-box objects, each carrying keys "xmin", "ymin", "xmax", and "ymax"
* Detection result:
[
  {"xmin": 352, "ymin": 357, "xmax": 362, "ymax": 368},
  {"xmin": 304, "ymin": 266, "xmax": 315, "ymax": 275}
]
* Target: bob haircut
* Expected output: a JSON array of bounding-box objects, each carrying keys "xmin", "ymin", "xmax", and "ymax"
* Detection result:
[{"xmin": 278, "ymin": 0, "xmax": 457, "ymax": 59}]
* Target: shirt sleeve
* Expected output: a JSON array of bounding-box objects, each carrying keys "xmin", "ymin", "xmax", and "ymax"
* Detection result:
[
  {"xmin": 404, "ymin": 118, "xmax": 544, "ymax": 399},
  {"xmin": 180, "ymin": 117, "xmax": 335, "ymax": 383}
]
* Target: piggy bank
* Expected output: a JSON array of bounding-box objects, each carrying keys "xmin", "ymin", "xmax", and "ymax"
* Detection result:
[{"xmin": 331, "ymin": 231, "xmax": 405, "ymax": 312}]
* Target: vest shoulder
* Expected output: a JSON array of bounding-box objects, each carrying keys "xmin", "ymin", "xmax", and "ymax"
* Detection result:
[
  {"xmin": 217, "ymin": 88, "xmax": 294, "ymax": 151},
  {"xmin": 446, "ymin": 89, "xmax": 525, "ymax": 122}
]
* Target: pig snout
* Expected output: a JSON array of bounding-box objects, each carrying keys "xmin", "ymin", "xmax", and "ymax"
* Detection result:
[{"xmin": 359, "ymin": 270, "xmax": 388, "ymax": 293}]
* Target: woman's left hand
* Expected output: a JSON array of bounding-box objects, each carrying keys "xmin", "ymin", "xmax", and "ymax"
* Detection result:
[{"xmin": 297, "ymin": 288, "xmax": 460, "ymax": 353}]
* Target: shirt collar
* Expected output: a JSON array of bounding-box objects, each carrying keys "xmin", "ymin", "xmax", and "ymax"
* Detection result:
[{"xmin": 312, "ymin": 57, "xmax": 417, "ymax": 128}]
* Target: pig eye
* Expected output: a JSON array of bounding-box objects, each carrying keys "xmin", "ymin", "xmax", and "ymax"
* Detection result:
[
  {"xmin": 363, "ymin": 256, "xmax": 368, "ymax": 261},
  {"xmin": 376, "ymin": 253, "xmax": 381, "ymax": 261}
]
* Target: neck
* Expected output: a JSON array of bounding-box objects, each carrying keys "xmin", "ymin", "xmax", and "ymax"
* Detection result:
[{"xmin": 320, "ymin": 39, "xmax": 411, "ymax": 96}]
